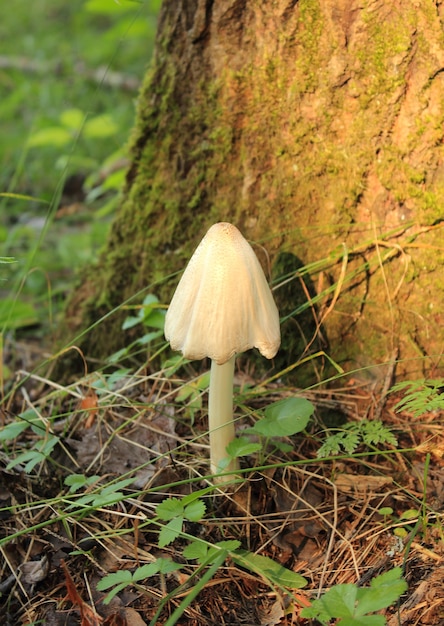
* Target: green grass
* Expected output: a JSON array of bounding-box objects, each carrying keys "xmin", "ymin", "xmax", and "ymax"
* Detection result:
[
  {"xmin": 0, "ymin": 0, "xmax": 160, "ymax": 333},
  {"xmin": 0, "ymin": 0, "xmax": 159, "ymax": 199},
  {"xmin": 0, "ymin": 331, "xmax": 415, "ymax": 624}
]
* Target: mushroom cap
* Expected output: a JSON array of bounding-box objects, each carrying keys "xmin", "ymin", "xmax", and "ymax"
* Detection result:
[{"xmin": 164, "ymin": 222, "xmax": 280, "ymax": 365}]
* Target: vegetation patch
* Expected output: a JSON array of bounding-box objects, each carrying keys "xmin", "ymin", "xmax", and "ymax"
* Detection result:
[
  {"xmin": 2, "ymin": 297, "xmax": 444, "ymax": 624},
  {"xmin": 2, "ymin": 3, "xmax": 444, "ymax": 625}
]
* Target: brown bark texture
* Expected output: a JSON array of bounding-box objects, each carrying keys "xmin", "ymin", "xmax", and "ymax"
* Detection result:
[{"xmin": 66, "ymin": 0, "xmax": 444, "ymax": 380}]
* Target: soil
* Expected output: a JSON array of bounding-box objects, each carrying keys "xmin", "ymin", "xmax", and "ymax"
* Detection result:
[{"xmin": 1, "ymin": 353, "xmax": 444, "ymax": 626}]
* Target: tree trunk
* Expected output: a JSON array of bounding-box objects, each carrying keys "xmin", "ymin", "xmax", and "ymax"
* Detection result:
[{"xmin": 66, "ymin": 0, "xmax": 444, "ymax": 379}]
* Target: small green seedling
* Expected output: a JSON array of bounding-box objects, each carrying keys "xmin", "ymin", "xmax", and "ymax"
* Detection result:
[
  {"xmin": 175, "ymin": 372, "xmax": 210, "ymax": 423},
  {"xmin": 108, "ymin": 293, "xmax": 166, "ymax": 363},
  {"xmin": 221, "ymin": 396, "xmax": 314, "ymax": 469},
  {"xmin": 156, "ymin": 495, "xmax": 206, "ymax": 548},
  {"xmin": 317, "ymin": 419, "xmax": 397, "ymax": 458},
  {"xmin": 378, "ymin": 506, "xmax": 420, "ymax": 538},
  {"xmin": 97, "ymin": 492, "xmax": 307, "ymax": 620},
  {"xmin": 183, "ymin": 540, "xmax": 307, "ymax": 590},
  {"xmin": 122, "ymin": 293, "xmax": 166, "ymax": 332},
  {"xmin": 97, "ymin": 557, "xmax": 182, "ymax": 604},
  {"xmin": 0, "ymin": 409, "xmax": 60, "ymax": 473},
  {"xmin": 65, "ymin": 476, "xmax": 135, "ymax": 511}
]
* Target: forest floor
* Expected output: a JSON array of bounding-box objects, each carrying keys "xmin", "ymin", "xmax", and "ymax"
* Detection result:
[{"xmin": 1, "ymin": 342, "xmax": 444, "ymax": 626}]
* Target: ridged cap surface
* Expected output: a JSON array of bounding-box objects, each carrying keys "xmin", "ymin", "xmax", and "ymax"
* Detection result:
[{"xmin": 164, "ymin": 222, "xmax": 280, "ymax": 365}]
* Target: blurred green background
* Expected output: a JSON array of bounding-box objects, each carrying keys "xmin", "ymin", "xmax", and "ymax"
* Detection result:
[{"xmin": 0, "ymin": 0, "xmax": 160, "ymax": 334}]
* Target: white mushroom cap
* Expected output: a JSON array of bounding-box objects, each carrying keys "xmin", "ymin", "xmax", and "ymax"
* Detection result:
[{"xmin": 164, "ymin": 222, "xmax": 280, "ymax": 365}]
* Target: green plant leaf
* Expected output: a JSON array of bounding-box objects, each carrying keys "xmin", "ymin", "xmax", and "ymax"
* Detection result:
[
  {"xmin": 99, "ymin": 478, "xmax": 134, "ymax": 495},
  {"xmin": 0, "ymin": 297, "xmax": 39, "ymax": 330},
  {"xmin": 101, "ymin": 168, "xmax": 126, "ymax": 191},
  {"xmin": 252, "ymin": 397, "xmax": 314, "ymax": 437},
  {"xmin": 379, "ymin": 507, "xmax": 394, "ymax": 516},
  {"xmin": 7, "ymin": 449, "xmax": 45, "ymax": 472},
  {"xmin": 122, "ymin": 294, "xmax": 165, "ymax": 331},
  {"xmin": 122, "ymin": 315, "xmax": 141, "ymax": 330},
  {"xmin": 342, "ymin": 431, "xmax": 361, "ymax": 454},
  {"xmin": 97, "ymin": 558, "xmax": 181, "ymax": 605},
  {"xmin": 215, "ymin": 540, "xmax": 242, "ymax": 551},
  {"xmin": 204, "ymin": 541, "xmax": 242, "ymax": 564},
  {"xmin": 301, "ymin": 568, "xmax": 406, "ymax": 624},
  {"xmin": 158, "ymin": 517, "xmax": 183, "ymax": 548},
  {"xmin": 233, "ymin": 550, "xmax": 307, "ymax": 589},
  {"xmin": 64, "ymin": 474, "xmax": 100, "ymax": 493},
  {"xmin": 299, "ymin": 603, "xmax": 331, "ymax": 624},
  {"xmin": 0, "ymin": 417, "xmax": 36, "ymax": 441},
  {"xmin": 143, "ymin": 309, "xmax": 165, "ymax": 330},
  {"xmin": 360, "ymin": 420, "xmax": 397, "ymax": 447},
  {"xmin": 391, "ymin": 379, "xmax": 444, "ymax": 417},
  {"xmin": 91, "ymin": 492, "xmax": 125, "ymax": 507},
  {"xmin": 60, "ymin": 108, "xmax": 84, "ymax": 130},
  {"xmin": 97, "ymin": 569, "xmax": 132, "ymax": 591},
  {"xmin": 157, "ymin": 498, "xmax": 183, "ymax": 521},
  {"xmin": 321, "ymin": 584, "xmax": 357, "ymax": 617},
  {"xmin": 225, "ymin": 437, "xmax": 262, "ymax": 458},
  {"xmin": 132, "ymin": 562, "xmax": 161, "ymax": 581},
  {"xmin": 84, "ymin": 114, "xmax": 118, "ymax": 138},
  {"xmin": 136, "ymin": 330, "xmax": 163, "ymax": 345},
  {"xmin": 355, "ymin": 567, "xmax": 407, "ymax": 616},
  {"xmin": 97, "ymin": 569, "xmax": 134, "ymax": 604},
  {"xmin": 399, "ymin": 509, "xmax": 418, "ymax": 521},
  {"xmin": 88, "ymin": 480, "xmax": 133, "ymax": 507},
  {"xmin": 273, "ymin": 440, "xmax": 293, "ymax": 453},
  {"xmin": 340, "ymin": 617, "xmax": 385, "ymax": 626},
  {"xmin": 68, "ymin": 478, "xmax": 134, "ymax": 510},
  {"xmin": 183, "ymin": 540, "xmax": 241, "ymax": 565},
  {"xmin": 183, "ymin": 540, "xmax": 208, "ymax": 562},
  {"xmin": 183, "ymin": 500, "xmax": 206, "ymax": 522},
  {"xmin": 317, "ymin": 419, "xmax": 397, "ymax": 458},
  {"xmin": 182, "ymin": 486, "xmax": 215, "ymax": 504},
  {"xmin": 155, "ymin": 558, "xmax": 182, "ymax": 575},
  {"xmin": 28, "ymin": 126, "xmax": 73, "ymax": 147}
]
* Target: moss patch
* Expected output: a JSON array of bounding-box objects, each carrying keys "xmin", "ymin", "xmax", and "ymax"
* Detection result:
[{"xmin": 64, "ymin": 0, "xmax": 444, "ymax": 377}]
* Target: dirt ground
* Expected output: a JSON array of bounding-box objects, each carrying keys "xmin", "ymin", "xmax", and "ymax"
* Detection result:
[{"xmin": 1, "ymin": 353, "xmax": 444, "ymax": 626}]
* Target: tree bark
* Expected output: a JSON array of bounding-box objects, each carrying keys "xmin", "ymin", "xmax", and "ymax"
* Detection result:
[{"xmin": 66, "ymin": 0, "xmax": 444, "ymax": 379}]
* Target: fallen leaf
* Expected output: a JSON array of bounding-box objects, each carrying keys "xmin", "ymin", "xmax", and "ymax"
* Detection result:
[
  {"xmin": 62, "ymin": 560, "xmax": 103, "ymax": 626},
  {"xmin": 103, "ymin": 612, "xmax": 126, "ymax": 626},
  {"xmin": 79, "ymin": 393, "xmax": 99, "ymax": 428},
  {"xmin": 259, "ymin": 599, "xmax": 284, "ymax": 626},
  {"xmin": 20, "ymin": 555, "xmax": 49, "ymax": 584},
  {"xmin": 335, "ymin": 473, "xmax": 393, "ymax": 494},
  {"xmin": 67, "ymin": 408, "xmax": 177, "ymax": 484},
  {"xmin": 122, "ymin": 608, "xmax": 147, "ymax": 626}
]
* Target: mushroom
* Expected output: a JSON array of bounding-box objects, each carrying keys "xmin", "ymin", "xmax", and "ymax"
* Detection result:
[{"xmin": 164, "ymin": 222, "xmax": 280, "ymax": 483}]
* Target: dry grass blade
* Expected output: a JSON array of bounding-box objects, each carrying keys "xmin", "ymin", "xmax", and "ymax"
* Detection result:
[{"xmin": 1, "ymin": 363, "xmax": 444, "ymax": 624}]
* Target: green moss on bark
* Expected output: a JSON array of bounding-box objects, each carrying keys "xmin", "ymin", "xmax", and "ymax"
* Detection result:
[{"xmin": 64, "ymin": 0, "xmax": 444, "ymax": 378}]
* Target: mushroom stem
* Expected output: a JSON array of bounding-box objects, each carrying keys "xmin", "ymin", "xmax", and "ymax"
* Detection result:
[{"xmin": 208, "ymin": 355, "xmax": 240, "ymax": 482}]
